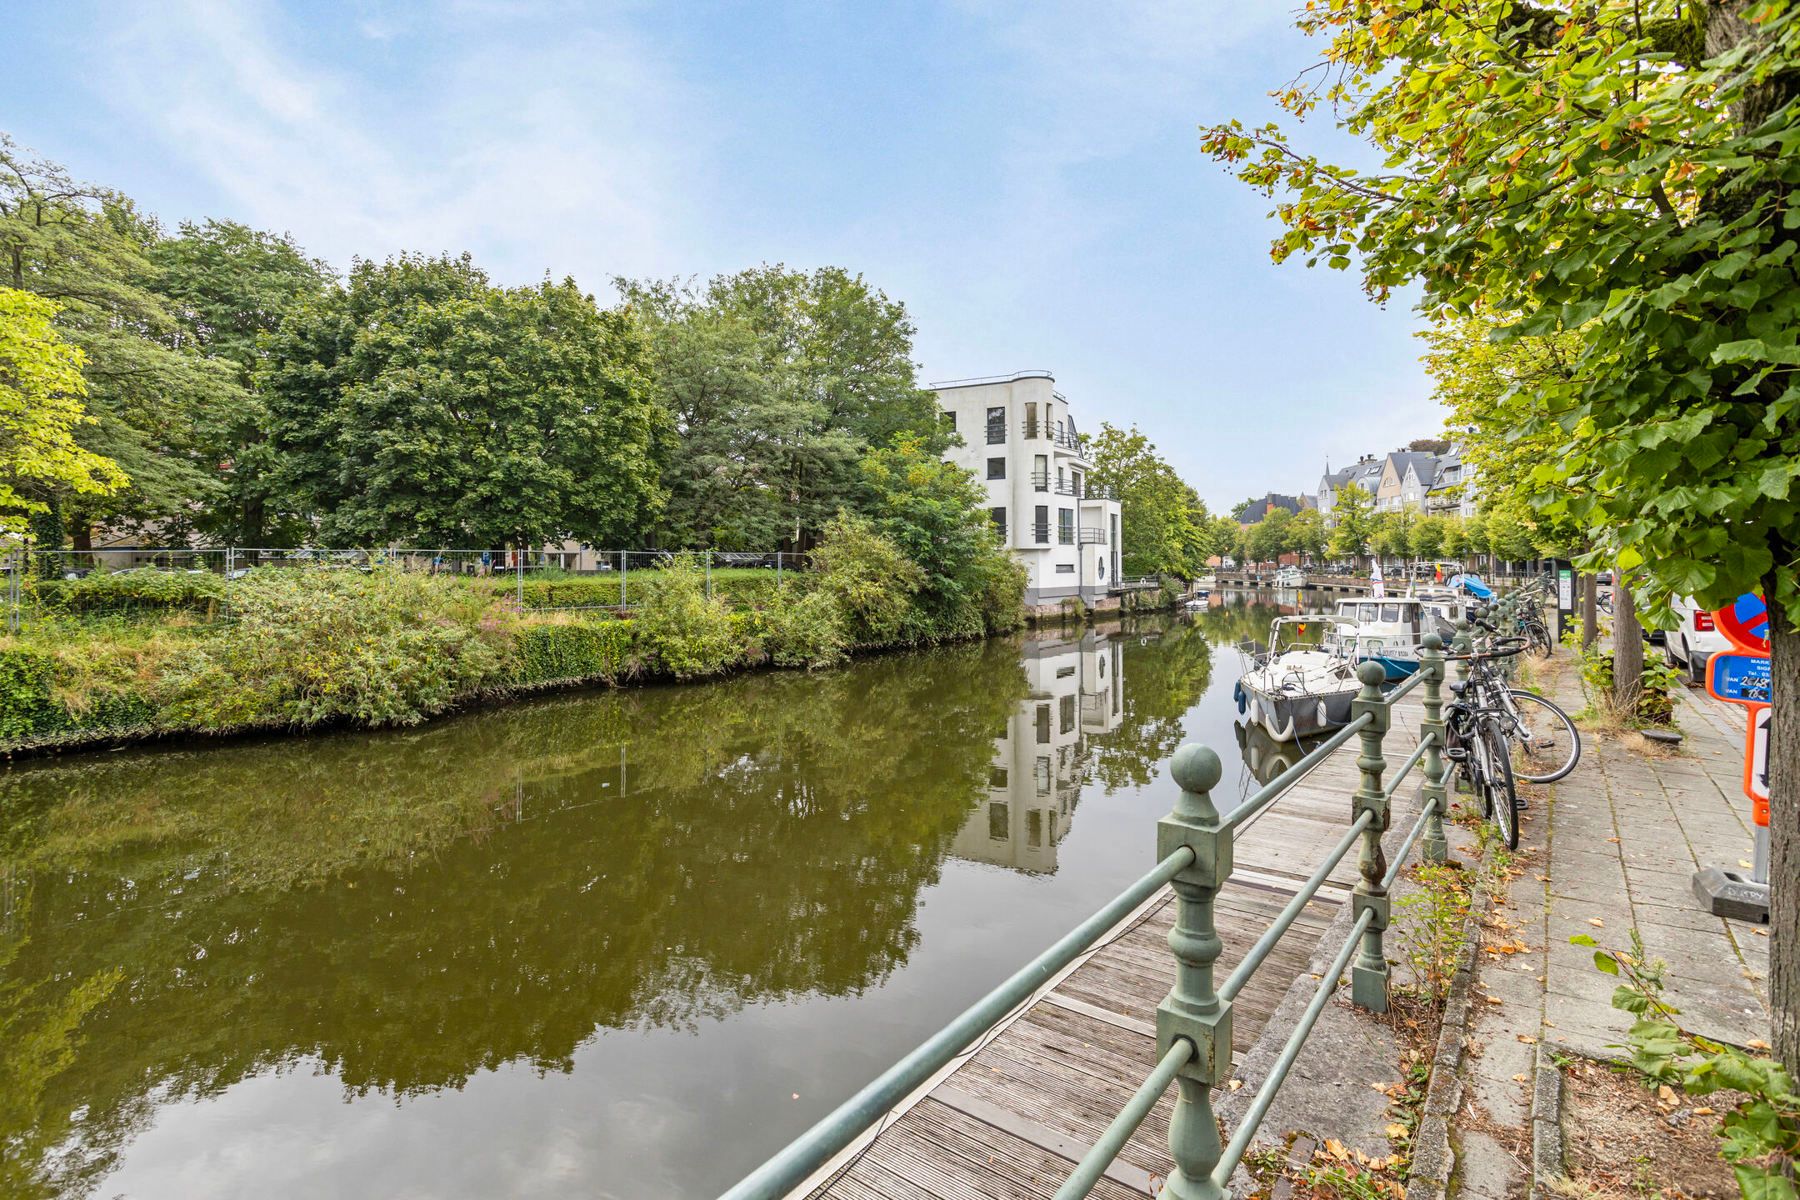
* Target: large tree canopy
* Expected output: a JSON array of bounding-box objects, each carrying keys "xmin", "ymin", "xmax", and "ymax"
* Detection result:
[
  {"xmin": 1203, "ymin": 0, "xmax": 1800, "ymax": 1072},
  {"xmin": 150, "ymin": 219, "xmax": 333, "ymax": 543},
  {"xmin": 1085, "ymin": 423, "xmax": 1212, "ymax": 578},
  {"xmin": 619, "ymin": 265, "xmax": 944, "ymax": 548},
  {"xmin": 0, "ymin": 136, "xmax": 237, "ymax": 545},
  {"xmin": 0, "ymin": 288, "xmax": 125, "ymax": 535},
  {"xmin": 264, "ymin": 255, "xmax": 669, "ymax": 548}
]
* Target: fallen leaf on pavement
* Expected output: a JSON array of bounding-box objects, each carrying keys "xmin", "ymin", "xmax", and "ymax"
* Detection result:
[
  {"xmin": 1749, "ymin": 1038, "xmax": 1772, "ymax": 1051},
  {"xmin": 1384, "ymin": 1123, "xmax": 1408, "ymax": 1138},
  {"xmin": 1512, "ymin": 1073, "xmax": 1529, "ymax": 1082},
  {"xmin": 1518, "ymin": 1034, "xmax": 1538, "ymax": 1044},
  {"xmin": 1587, "ymin": 917, "xmax": 1605, "ymax": 927}
]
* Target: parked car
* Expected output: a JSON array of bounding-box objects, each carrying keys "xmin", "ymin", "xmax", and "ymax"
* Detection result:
[{"xmin": 1664, "ymin": 594, "xmax": 1729, "ymax": 684}]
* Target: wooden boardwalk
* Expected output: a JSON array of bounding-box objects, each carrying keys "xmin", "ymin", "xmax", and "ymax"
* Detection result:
[{"xmin": 805, "ymin": 699, "xmax": 1426, "ymax": 1200}]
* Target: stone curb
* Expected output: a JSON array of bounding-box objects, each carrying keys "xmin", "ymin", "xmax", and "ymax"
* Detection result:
[
  {"xmin": 1404, "ymin": 880, "xmax": 1484, "ymax": 1200},
  {"xmin": 1529, "ymin": 1041, "xmax": 1566, "ymax": 1200}
]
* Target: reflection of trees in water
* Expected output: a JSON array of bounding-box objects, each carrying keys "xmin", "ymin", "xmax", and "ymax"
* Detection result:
[
  {"xmin": 0, "ymin": 640, "xmax": 1028, "ymax": 1199},
  {"xmin": 1085, "ymin": 618, "xmax": 1216, "ymax": 793}
]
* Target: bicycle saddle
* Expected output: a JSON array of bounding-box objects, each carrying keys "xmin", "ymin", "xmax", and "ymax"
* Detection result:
[{"xmin": 1448, "ymin": 680, "xmax": 1468, "ymax": 695}]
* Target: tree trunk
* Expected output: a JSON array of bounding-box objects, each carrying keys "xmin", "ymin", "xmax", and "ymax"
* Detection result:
[
  {"xmin": 1613, "ymin": 574, "xmax": 1643, "ymax": 717},
  {"xmin": 1581, "ymin": 574, "xmax": 1598, "ymax": 650},
  {"xmin": 1771, "ymin": 582, "xmax": 1800, "ymax": 1077}
]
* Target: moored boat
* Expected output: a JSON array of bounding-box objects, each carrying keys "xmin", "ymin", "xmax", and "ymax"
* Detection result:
[{"xmin": 1234, "ymin": 614, "xmax": 1362, "ymax": 743}]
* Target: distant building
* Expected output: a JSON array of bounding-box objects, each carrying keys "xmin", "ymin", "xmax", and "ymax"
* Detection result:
[
  {"xmin": 1317, "ymin": 456, "xmax": 1384, "ymax": 527},
  {"xmin": 1318, "ymin": 449, "xmax": 1478, "ymax": 523},
  {"xmin": 931, "ymin": 371, "xmax": 1123, "ymax": 607},
  {"xmin": 1238, "ymin": 492, "xmax": 1314, "ymax": 526}
]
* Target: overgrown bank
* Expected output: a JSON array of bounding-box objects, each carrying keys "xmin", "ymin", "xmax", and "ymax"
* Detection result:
[{"xmin": 2, "ymin": 514, "xmax": 1077, "ymax": 755}]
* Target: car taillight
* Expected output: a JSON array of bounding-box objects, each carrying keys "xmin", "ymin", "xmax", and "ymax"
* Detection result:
[{"xmin": 1694, "ymin": 611, "xmax": 1715, "ymax": 631}]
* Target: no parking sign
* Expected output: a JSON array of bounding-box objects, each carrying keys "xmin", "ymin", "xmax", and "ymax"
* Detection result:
[{"xmin": 1705, "ymin": 593, "xmax": 1772, "ymax": 824}]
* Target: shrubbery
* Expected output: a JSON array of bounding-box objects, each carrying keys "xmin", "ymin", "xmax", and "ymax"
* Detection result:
[
  {"xmin": 34, "ymin": 569, "xmax": 226, "ymax": 615},
  {"xmin": 509, "ymin": 617, "xmax": 641, "ymax": 686},
  {"xmin": 630, "ymin": 555, "xmax": 742, "ymax": 679},
  {"xmin": 811, "ymin": 512, "xmax": 923, "ymax": 645},
  {"xmin": 763, "ymin": 587, "xmax": 848, "ymax": 669},
  {"xmin": 156, "ymin": 568, "xmax": 502, "ymax": 728}
]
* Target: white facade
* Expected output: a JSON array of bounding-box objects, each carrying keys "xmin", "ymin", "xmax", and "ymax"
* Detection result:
[
  {"xmin": 949, "ymin": 629, "xmax": 1124, "ymax": 873},
  {"xmin": 931, "ymin": 371, "xmax": 1123, "ymax": 607}
]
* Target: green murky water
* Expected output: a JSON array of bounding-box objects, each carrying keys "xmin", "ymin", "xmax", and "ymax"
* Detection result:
[{"xmin": 1, "ymin": 598, "xmax": 1284, "ymax": 1199}]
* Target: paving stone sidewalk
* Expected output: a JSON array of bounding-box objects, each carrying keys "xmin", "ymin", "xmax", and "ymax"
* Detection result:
[{"xmin": 1446, "ymin": 660, "xmax": 1772, "ymax": 1200}]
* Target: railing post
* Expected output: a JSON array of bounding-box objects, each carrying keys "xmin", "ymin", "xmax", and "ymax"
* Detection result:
[
  {"xmin": 1349, "ymin": 661, "xmax": 1391, "ymax": 1012},
  {"xmin": 1453, "ymin": 617, "xmax": 1472, "ymax": 686},
  {"xmin": 1419, "ymin": 633, "xmax": 1448, "ymax": 864},
  {"xmin": 1156, "ymin": 744, "xmax": 1231, "ymax": 1200}
]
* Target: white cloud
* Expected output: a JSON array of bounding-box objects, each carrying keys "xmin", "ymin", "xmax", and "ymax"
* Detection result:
[{"xmin": 100, "ymin": 0, "xmax": 709, "ymax": 292}]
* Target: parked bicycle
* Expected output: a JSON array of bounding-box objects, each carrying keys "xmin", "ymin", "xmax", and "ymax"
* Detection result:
[{"xmin": 1442, "ymin": 613, "xmax": 1583, "ymax": 848}]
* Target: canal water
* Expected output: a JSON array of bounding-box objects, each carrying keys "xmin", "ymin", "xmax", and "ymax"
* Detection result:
[{"xmin": 0, "ymin": 594, "xmax": 1295, "ymax": 1200}]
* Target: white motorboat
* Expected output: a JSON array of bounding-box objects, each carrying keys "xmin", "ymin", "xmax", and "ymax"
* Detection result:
[
  {"xmin": 1273, "ymin": 565, "xmax": 1306, "ymax": 588},
  {"xmin": 1328, "ymin": 591, "xmax": 1469, "ymax": 680},
  {"xmin": 1234, "ymin": 614, "xmax": 1364, "ymax": 743}
]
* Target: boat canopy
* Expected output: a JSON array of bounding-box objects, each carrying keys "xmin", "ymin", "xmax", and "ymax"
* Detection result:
[{"xmin": 1447, "ymin": 573, "xmax": 1494, "ymax": 600}]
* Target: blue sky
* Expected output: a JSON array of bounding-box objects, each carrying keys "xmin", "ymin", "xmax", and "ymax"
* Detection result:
[{"xmin": 10, "ymin": 0, "xmax": 1441, "ymax": 510}]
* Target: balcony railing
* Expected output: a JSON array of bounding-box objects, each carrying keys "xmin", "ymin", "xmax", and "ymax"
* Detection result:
[
  {"xmin": 1031, "ymin": 522, "xmax": 1051, "ymax": 544},
  {"xmin": 1078, "ymin": 527, "xmax": 1107, "ymax": 544},
  {"xmin": 1082, "ymin": 483, "xmax": 1119, "ymax": 501},
  {"xmin": 1057, "ymin": 526, "xmax": 1075, "ymax": 545},
  {"xmin": 1031, "ymin": 470, "xmax": 1049, "ymax": 491}
]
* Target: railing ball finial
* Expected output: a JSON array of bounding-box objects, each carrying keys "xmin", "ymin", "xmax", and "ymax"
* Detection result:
[
  {"xmin": 1422, "ymin": 630, "xmax": 1443, "ymax": 653},
  {"xmin": 1170, "ymin": 743, "xmax": 1223, "ymax": 795},
  {"xmin": 1355, "ymin": 659, "xmax": 1387, "ymax": 691}
]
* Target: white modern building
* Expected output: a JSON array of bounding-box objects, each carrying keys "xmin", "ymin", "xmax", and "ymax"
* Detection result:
[
  {"xmin": 950, "ymin": 629, "xmax": 1124, "ymax": 873},
  {"xmin": 930, "ymin": 371, "xmax": 1123, "ymax": 608}
]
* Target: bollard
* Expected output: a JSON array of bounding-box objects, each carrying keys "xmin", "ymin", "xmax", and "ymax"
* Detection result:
[
  {"xmin": 1349, "ymin": 661, "xmax": 1391, "ymax": 1012},
  {"xmin": 1156, "ymin": 744, "xmax": 1231, "ymax": 1200},
  {"xmin": 1419, "ymin": 633, "xmax": 1449, "ymax": 864}
]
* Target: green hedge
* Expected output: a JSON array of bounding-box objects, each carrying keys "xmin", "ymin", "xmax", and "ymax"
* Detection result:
[
  {"xmin": 510, "ymin": 620, "xmax": 642, "ymax": 687},
  {"xmin": 0, "ymin": 647, "xmax": 157, "ymax": 743},
  {"xmin": 34, "ymin": 570, "xmax": 227, "ymax": 615},
  {"xmin": 501, "ymin": 570, "xmax": 786, "ymax": 612}
]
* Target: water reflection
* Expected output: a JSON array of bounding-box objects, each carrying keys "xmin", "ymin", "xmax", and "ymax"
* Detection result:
[
  {"xmin": 0, "ymin": 617, "xmax": 1219, "ymax": 1200},
  {"xmin": 951, "ymin": 630, "xmax": 1124, "ymax": 874}
]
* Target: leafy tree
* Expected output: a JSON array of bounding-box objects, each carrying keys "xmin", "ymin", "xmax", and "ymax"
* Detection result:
[
  {"xmin": 1409, "ymin": 514, "xmax": 1447, "ymax": 561},
  {"xmin": 858, "ymin": 435, "xmax": 1019, "ymax": 635},
  {"xmin": 1289, "ymin": 507, "xmax": 1327, "ymax": 562},
  {"xmin": 1327, "ymin": 482, "xmax": 1375, "ymax": 561},
  {"xmin": 1369, "ymin": 510, "xmax": 1415, "ymax": 562},
  {"xmin": 148, "ymin": 219, "xmax": 333, "ymax": 543},
  {"xmin": 1202, "ymin": 0, "xmax": 1800, "ymax": 1065},
  {"xmin": 0, "ymin": 289, "xmax": 126, "ymax": 536},
  {"xmin": 264, "ymin": 254, "xmax": 670, "ymax": 549},
  {"xmin": 619, "ymin": 266, "xmax": 945, "ymax": 548},
  {"xmin": 620, "ymin": 279, "xmax": 859, "ymax": 548},
  {"xmin": 810, "ymin": 510, "xmax": 924, "ymax": 643},
  {"xmin": 0, "ymin": 135, "xmax": 236, "ymax": 545},
  {"xmin": 1407, "ymin": 437, "xmax": 1451, "ymax": 454},
  {"xmin": 1246, "ymin": 505, "xmax": 1295, "ymax": 564},
  {"xmin": 1086, "ymin": 423, "xmax": 1210, "ymax": 578}
]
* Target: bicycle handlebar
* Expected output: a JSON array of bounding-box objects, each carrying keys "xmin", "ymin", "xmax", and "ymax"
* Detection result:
[{"xmin": 1442, "ymin": 635, "xmax": 1528, "ymax": 662}]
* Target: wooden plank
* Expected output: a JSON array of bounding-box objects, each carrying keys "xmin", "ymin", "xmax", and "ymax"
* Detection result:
[{"xmin": 808, "ymin": 712, "xmax": 1420, "ymax": 1200}]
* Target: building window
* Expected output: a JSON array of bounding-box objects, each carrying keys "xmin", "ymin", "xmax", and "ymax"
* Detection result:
[
  {"xmin": 1055, "ymin": 563, "xmax": 1075, "ymax": 574},
  {"xmin": 1024, "ymin": 402, "xmax": 1039, "ymax": 439},
  {"xmin": 1032, "ymin": 454, "xmax": 1049, "ymax": 491},
  {"xmin": 988, "ymin": 802, "xmax": 1009, "ymax": 840},
  {"xmin": 1035, "ymin": 703, "xmax": 1051, "ymax": 744},
  {"xmin": 1034, "ymin": 504, "xmax": 1049, "ymax": 544},
  {"xmin": 1060, "ymin": 694, "xmax": 1076, "ymax": 734},
  {"xmin": 1110, "ymin": 513, "xmax": 1118, "ymax": 546},
  {"xmin": 986, "ymin": 456, "xmax": 1006, "ymax": 480},
  {"xmin": 1027, "ymin": 809, "xmax": 1043, "ymax": 848},
  {"xmin": 1072, "ymin": 469, "xmax": 1083, "ymax": 497},
  {"xmin": 1058, "ymin": 508, "xmax": 1074, "ymax": 544},
  {"xmin": 1034, "ymin": 756, "xmax": 1051, "ymax": 794},
  {"xmin": 986, "ymin": 406, "xmax": 1006, "ymax": 444},
  {"xmin": 989, "ymin": 506, "xmax": 1007, "ymax": 540},
  {"xmin": 988, "ymin": 765, "xmax": 1008, "ymax": 789}
]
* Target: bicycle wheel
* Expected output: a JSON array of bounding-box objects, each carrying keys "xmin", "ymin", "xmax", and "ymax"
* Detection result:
[
  {"xmin": 1525, "ymin": 621, "xmax": 1552, "ymax": 658},
  {"xmin": 1480, "ymin": 716, "xmax": 1519, "ymax": 849},
  {"xmin": 1507, "ymin": 689, "xmax": 1580, "ymax": 783}
]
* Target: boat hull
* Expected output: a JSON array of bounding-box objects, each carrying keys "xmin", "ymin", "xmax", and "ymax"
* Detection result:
[{"xmin": 1239, "ymin": 683, "xmax": 1359, "ymax": 743}]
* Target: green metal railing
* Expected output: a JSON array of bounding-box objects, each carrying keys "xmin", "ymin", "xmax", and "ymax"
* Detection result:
[{"xmin": 720, "ymin": 628, "xmax": 1468, "ymax": 1200}]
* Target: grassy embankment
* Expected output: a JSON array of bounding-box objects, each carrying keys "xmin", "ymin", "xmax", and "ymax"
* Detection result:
[{"xmin": 3, "ymin": 542, "xmax": 1155, "ymax": 753}]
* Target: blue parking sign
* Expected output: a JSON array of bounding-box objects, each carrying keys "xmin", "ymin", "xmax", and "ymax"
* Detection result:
[{"xmin": 1708, "ymin": 652, "xmax": 1772, "ymax": 707}]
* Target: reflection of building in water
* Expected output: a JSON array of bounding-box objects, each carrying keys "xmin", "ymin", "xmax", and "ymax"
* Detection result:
[{"xmin": 951, "ymin": 631, "xmax": 1125, "ymax": 874}]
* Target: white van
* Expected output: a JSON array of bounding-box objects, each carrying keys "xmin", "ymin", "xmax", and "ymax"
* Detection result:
[{"xmin": 1665, "ymin": 595, "xmax": 1730, "ymax": 684}]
